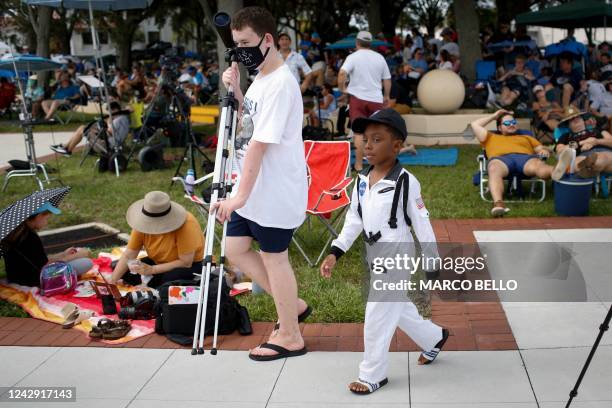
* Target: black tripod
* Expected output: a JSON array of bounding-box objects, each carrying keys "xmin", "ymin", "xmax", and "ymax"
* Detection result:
[
  {"xmin": 171, "ymin": 90, "xmax": 214, "ymax": 184},
  {"xmin": 565, "ymin": 304, "xmax": 611, "ymax": 407}
]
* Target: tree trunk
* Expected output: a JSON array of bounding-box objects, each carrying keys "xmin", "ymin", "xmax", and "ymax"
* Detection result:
[
  {"xmin": 367, "ymin": 0, "xmax": 382, "ymax": 35},
  {"xmin": 454, "ymin": 0, "xmax": 480, "ymax": 82},
  {"xmin": 201, "ymin": 0, "xmax": 245, "ymax": 96},
  {"xmin": 116, "ymin": 33, "xmax": 134, "ymax": 71},
  {"xmin": 35, "ymin": 6, "xmax": 51, "ymax": 58},
  {"xmin": 584, "ymin": 28, "xmax": 593, "ymax": 45}
]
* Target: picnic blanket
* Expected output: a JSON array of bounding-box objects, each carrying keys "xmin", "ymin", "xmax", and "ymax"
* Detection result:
[
  {"xmin": 351, "ymin": 147, "xmax": 459, "ymax": 167},
  {"xmin": 0, "ymin": 254, "xmax": 155, "ymax": 345}
]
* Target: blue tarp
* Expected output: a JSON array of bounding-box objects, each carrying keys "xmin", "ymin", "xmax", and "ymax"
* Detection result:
[{"xmin": 351, "ymin": 147, "xmax": 459, "ymax": 167}]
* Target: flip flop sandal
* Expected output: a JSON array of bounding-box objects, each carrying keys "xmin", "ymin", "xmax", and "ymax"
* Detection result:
[
  {"xmin": 248, "ymin": 342, "xmax": 307, "ymax": 362},
  {"xmin": 60, "ymin": 303, "xmax": 78, "ymax": 320},
  {"xmin": 62, "ymin": 307, "xmax": 80, "ymax": 329},
  {"xmin": 419, "ymin": 328, "xmax": 449, "ymax": 365},
  {"xmin": 273, "ymin": 305, "xmax": 313, "ymax": 331},
  {"xmin": 349, "ymin": 378, "xmax": 388, "ymax": 395},
  {"xmin": 63, "ymin": 310, "xmax": 95, "ymax": 329},
  {"xmin": 102, "ymin": 321, "xmax": 132, "ymax": 340},
  {"xmin": 88, "ymin": 318, "xmax": 114, "ymax": 339}
]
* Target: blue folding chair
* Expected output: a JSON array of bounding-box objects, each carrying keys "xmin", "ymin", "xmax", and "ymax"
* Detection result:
[{"xmin": 475, "ymin": 60, "xmax": 497, "ymax": 83}]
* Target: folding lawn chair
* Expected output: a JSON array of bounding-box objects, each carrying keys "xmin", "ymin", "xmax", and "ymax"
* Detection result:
[
  {"xmin": 475, "ymin": 60, "xmax": 497, "ymax": 84},
  {"xmin": 477, "ymin": 151, "xmax": 546, "ymax": 202},
  {"xmin": 475, "ymin": 129, "xmax": 547, "ymax": 202},
  {"xmin": 292, "ymin": 140, "xmax": 354, "ymax": 267}
]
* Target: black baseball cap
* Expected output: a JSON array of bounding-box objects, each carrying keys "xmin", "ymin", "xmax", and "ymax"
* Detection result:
[{"xmin": 352, "ymin": 108, "xmax": 407, "ymax": 141}]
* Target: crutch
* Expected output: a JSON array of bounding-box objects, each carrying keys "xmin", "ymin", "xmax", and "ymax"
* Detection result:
[{"xmin": 190, "ymin": 63, "xmax": 239, "ymax": 356}]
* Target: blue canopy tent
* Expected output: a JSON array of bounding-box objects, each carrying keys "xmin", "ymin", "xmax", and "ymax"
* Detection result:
[
  {"xmin": 0, "ymin": 69, "xmax": 15, "ymax": 79},
  {"xmin": 0, "ymin": 54, "xmax": 62, "ymax": 113},
  {"xmin": 0, "ymin": 54, "xmax": 62, "ymax": 72},
  {"xmin": 326, "ymin": 34, "xmax": 392, "ymax": 50}
]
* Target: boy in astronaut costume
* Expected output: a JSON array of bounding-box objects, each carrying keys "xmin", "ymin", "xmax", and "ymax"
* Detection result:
[{"xmin": 321, "ymin": 108, "xmax": 449, "ymax": 395}]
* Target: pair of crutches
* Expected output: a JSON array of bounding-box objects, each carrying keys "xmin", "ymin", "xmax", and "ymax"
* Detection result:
[{"xmin": 172, "ymin": 83, "xmax": 238, "ymax": 356}]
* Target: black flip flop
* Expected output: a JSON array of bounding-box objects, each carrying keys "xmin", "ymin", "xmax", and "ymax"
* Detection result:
[
  {"xmin": 249, "ymin": 342, "xmax": 308, "ymax": 362},
  {"xmin": 349, "ymin": 378, "xmax": 389, "ymax": 395},
  {"xmin": 273, "ymin": 305, "xmax": 313, "ymax": 331}
]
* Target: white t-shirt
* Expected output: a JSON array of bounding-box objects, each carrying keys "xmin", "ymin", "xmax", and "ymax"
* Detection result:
[
  {"xmin": 233, "ymin": 64, "xmax": 307, "ymax": 229},
  {"xmin": 438, "ymin": 61, "xmax": 453, "ymax": 70},
  {"xmin": 340, "ymin": 49, "xmax": 391, "ymax": 103},
  {"xmin": 283, "ymin": 50, "xmax": 312, "ymax": 83},
  {"xmin": 438, "ymin": 42, "xmax": 460, "ymax": 58},
  {"xmin": 590, "ymin": 90, "xmax": 612, "ymax": 116}
]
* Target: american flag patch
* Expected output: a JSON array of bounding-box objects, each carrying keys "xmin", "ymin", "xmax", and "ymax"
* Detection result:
[{"xmin": 416, "ymin": 197, "xmax": 425, "ymax": 209}]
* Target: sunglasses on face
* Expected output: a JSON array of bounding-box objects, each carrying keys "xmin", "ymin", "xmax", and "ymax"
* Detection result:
[{"xmin": 502, "ymin": 119, "xmax": 517, "ymax": 126}]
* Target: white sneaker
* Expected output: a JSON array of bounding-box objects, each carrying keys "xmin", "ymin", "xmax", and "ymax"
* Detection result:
[{"xmin": 552, "ymin": 148, "xmax": 574, "ymax": 181}]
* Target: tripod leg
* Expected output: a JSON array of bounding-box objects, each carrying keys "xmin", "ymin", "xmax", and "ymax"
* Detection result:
[
  {"xmin": 171, "ymin": 143, "xmax": 191, "ymax": 187},
  {"xmin": 191, "ymin": 260, "xmax": 214, "ymax": 354},
  {"xmin": 192, "ymin": 92, "xmax": 237, "ymax": 356},
  {"xmin": 114, "ymin": 156, "xmax": 120, "ymax": 178},
  {"xmin": 565, "ymin": 304, "xmax": 612, "ymax": 408}
]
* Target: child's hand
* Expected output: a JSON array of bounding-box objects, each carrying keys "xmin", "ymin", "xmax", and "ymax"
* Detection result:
[{"xmin": 320, "ymin": 255, "xmax": 337, "ymax": 279}]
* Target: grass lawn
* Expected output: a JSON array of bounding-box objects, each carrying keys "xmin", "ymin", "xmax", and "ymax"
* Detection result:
[{"xmin": 0, "ymin": 143, "xmax": 610, "ymax": 321}]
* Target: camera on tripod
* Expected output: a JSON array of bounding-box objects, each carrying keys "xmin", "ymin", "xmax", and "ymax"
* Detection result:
[{"xmin": 159, "ymin": 55, "xmax": 182, "ymax": 85}]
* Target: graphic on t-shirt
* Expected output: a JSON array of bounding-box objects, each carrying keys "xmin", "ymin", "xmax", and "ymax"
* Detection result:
[{"xmin": 236, "ymin": 97, "xmax": 257, "ymax": 151}]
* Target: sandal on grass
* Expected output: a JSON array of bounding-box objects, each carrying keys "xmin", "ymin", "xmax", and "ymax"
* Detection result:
[
  {"xmin": 273, "ymin": 305, "xmax": 313, "ymax": 331},
  {"xmin": 418, "ymin": 328, "xmax": 449, "ymax": 365},
  {"xmin": 248, "ymin": 342, "xmax": 307, "ymax": 362},
  {"xmin": 349, "ymin": 378, "xmax": 388, "ymax": 395}
]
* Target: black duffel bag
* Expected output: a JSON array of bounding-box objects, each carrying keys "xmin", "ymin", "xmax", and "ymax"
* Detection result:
[{"xmin": 155, "ymin": 275, "xmax": 252, "ymax": 345}]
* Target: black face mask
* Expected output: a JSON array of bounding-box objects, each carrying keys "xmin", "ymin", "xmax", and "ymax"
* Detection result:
[{"xmin": 236, "ymin": 35, "xmax": 270, "ymax": 74}]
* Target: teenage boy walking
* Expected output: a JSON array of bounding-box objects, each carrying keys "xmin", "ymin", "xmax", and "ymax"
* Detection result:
[{"xmin": 212, "ymin": 6, "xmax": 309, "ymax": 361}]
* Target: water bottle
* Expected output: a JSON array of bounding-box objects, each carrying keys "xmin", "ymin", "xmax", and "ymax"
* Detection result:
[{"xmin": 185, "ymin": 168, "xmax": 195, "ymax": 196}]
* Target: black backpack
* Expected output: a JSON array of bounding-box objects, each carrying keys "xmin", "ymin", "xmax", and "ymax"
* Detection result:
[{"xmin": 155, "ymin": 275, "xmax": 251, "ymax": 344}]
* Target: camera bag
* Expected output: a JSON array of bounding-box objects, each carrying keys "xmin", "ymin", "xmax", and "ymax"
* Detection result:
[{"xmin": 155, "ymin": 275, "xmax": 251, "ymax": 344}]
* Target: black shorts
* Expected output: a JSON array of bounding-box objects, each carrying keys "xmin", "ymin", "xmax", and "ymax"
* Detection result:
[{"xmin": 226, "ymin": 212, "xmax": 294, "ymax": 253}]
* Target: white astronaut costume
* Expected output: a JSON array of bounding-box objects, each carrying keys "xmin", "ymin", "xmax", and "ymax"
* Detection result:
[{"xmin": 330, "ymin": 161, "xmax": 444, "ymax": 384}]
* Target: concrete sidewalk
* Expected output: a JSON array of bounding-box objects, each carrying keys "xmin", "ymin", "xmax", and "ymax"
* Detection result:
[
  {"xmin": 1, "ymin": 345, "xmax": 610, "ymax": 407},
  {"xmin": 0, "ymin": 131, "xmax": 75, "ymax": 169},
  {"xmin": 1, "ymin": 228, "xmax": 611, "ymax": 407}
]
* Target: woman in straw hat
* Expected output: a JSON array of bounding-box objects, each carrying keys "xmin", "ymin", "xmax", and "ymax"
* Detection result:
[
  {"xmin": 110, "ymin": 191, "xmax": 204, "ymax": 288},
  {"xmin": 552, "ymin": 105, "xmax": 612, "ymax": 180}
]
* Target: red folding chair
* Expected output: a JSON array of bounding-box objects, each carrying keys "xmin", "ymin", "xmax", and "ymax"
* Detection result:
[{"xmin": 292, "ymin": 140, "xmax": 354, "ymax": 267}]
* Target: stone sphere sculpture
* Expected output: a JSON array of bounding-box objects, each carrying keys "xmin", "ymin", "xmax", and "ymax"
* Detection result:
[{"xmin": 417, "ymin": 69, "xmax": 465, "ymax": 114}]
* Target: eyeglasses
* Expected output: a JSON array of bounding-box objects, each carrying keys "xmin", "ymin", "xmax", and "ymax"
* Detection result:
[{"xmin": 502, "ymin": 119, "xmax": 517, "ymax": 126}]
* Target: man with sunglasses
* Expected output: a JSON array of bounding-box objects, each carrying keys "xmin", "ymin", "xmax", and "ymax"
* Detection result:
[{"xmin": 471, "ymin": 109, "xmax": 558, "ymax": 217}]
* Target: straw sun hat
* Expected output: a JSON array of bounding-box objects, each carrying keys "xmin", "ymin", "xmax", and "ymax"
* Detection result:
[
  {"xmin": 126, "ymin": 191, "xmax": 187, "ymax": 234},
  {"xmin": 559, "ymin": 105, "xmax": 587, "ymax": 125}
]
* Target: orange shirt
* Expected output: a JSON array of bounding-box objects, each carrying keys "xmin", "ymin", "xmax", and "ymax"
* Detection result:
[
  {"xmin": 481, "ymin": 132, "xmax": 541, "ymax": 158},
  {"xmin": 127, "ymin": 212, "xmax": 204, "ymax": 264}
]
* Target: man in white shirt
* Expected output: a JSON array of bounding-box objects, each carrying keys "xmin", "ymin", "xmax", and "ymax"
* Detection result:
[
  {"xmin": 338, "ymin": 31, "xmax": 392, "ymax": 171},
  {"xmin": 213, "ymin": 6, "xmax": 309, "ymax": 361},
  {"xmin": 278, "ymin": 32, "xmax": 312, "ymax": 94}
]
